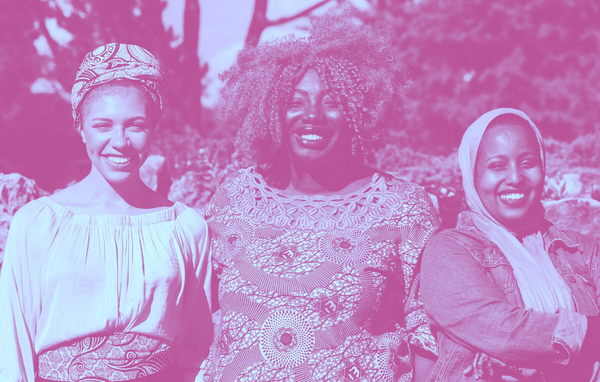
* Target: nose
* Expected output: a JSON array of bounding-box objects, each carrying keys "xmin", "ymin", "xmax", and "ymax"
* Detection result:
[
  {"xmin": 300, "ymin": 101, "xmax": 325, "ymax": 125},
  {"xmin": 110, "ymin": 127, "xmax": 130, "ymax": 149},
  {"xmin": 505, "ymin": 163, "xmax": 524, "ymax": 186}
]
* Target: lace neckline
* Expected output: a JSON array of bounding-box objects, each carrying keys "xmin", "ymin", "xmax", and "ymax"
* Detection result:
[
  {"xmin": 221, "ymin": 168, "xmax": 412, "ymax": 230},
  {"xmin": 244, "ymin": 168, "xmax": 386, "ymax": 203}
]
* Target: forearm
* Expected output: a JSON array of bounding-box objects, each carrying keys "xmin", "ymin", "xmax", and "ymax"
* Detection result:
[{"xmin": 422, "ymin": 233, "xmax": 586, "ymax": 364}]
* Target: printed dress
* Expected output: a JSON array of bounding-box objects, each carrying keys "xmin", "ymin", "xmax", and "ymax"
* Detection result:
[{"xmin": 203, "ymin": 168, "xmax": 440, "ymax": 382}]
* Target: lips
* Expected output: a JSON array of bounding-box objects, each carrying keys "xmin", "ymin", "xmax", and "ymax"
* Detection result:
[
  {"xmin": 498, "ymin": 190, "xmax": 528, "ymax": 205},
  {"xmin": 293, "ymin": 126, "xmax": 333, "ymax": 149},
  {"xmin": 104, "ymin": 155, "xmax": 135, "ymax": 167}
]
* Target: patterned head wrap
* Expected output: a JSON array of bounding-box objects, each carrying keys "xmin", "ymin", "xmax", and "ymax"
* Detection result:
[
  {"xmin": 71, "ymin": 43, "xmax": 165, "ymax": 130},
  {"xmin": 459, "ymin": 108, "xmax": 573, "ymax": 313}
]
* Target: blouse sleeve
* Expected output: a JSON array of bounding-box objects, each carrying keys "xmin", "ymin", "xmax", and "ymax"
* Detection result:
[
  {"xmin": 402, "ymin": 188, "xmax": 441, "ymax": 355},
  {"xmin": 421, "ymin": 230, "xmax": 587, "ymax": 365},
  {"xmin": 172, "ymin": 212, "xmax": 213, "ymax": 382},
  {"xmin": 0, "ymin": 201, "xmax": 53, "ymax": 381}
]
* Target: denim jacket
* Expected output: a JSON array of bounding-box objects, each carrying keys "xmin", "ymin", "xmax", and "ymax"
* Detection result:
[{"xmin": 421, "ymin": 218, "xmax": 600, "ymax": 382}]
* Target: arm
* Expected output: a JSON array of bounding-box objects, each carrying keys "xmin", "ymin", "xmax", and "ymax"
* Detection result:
[
  {"xmin": 400, "ymin": 189, "xmax": 441, "ymax": 373},
  {"xmin": 421, "ymin": 231, "xmax": 587, "ymax": 365},
  {"xmin": 0, "ymin": 205, "xmax": 45, "ymax": 381},
  {"xmin": 413, "ymin": 345, "xmax": 436, "ymax": 382},
  {"xmin": 174, "ymin": 216, "xmax": 214, "ymax": 382}
]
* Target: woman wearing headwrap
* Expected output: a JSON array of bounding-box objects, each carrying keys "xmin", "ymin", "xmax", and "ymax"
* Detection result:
[
  {"xmin": 421, "ymin": 108, "xmax": 600, "ymax": 381},
  {"xmin": 201, "ymin": 11, "xmax": 440, "ymax": 382},
  {"xmin": 0, "ymin": 43, "xmax": 212, "ymax": 382}
]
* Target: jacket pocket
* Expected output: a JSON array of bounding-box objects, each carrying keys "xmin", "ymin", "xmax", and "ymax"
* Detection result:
[{"xmin": 468, "ymin": 243, "xmax": 518, "ymax": 295}]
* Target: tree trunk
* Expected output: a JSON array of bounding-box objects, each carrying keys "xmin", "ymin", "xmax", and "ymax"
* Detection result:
[
  {"xmin": 245, "ymin": 0, "xmax": 269, "ymax": 47},
  {"xmin": 181, "ymin": 0, "xmax": 201, "ymax": 128},
  {"xmin": 245, "ymin": 0, "xmax": 334, "ymax": 47}
]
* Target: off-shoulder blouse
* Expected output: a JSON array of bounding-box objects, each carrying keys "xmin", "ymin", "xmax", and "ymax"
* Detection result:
[{"xmin": 0, "ymin": 197, "xmax": 212, "ymax": 381}]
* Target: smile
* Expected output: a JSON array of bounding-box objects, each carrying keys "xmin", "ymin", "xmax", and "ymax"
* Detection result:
[
  {"xmin": 105, "ymin": 156, "xmax": 133, "ymax": 165},
  {"xmin": 500, "ymin": 193, "xmax": 524, "ymax": 200},
  {"xmin": 301, "ymin": 134, "xmax": 323, "ymax": 141}
]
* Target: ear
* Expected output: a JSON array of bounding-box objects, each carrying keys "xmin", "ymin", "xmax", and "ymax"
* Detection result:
[{"xmin": 79, "ymin": 127, "xmax": 86, "ymax": 144}]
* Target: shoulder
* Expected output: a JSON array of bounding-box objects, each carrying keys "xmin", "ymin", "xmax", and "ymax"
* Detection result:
[
  {"xmin": 430, "ymin": 227, "xmax": 486, "ymax": 246},
  {"xmin": 206, "ymin": 167, "xmax": 258, "ymax": 219},
  {"xmin": 425, "ymin": 227, "xmax": 491, "ymax": 259},
  {"xmin": 10, "ymin": 197, "xmax": 67, "ymax": 231},
  {"xmin": 173, "ymin": 204, "xmax": 209, "ymax": 241},
  {"xmin": 549, "ymin": 225, "xmax": 599, "ymax": 256},
  {"xmin": 377, "ymin": 173, "xmax": 432, "ymax": 202}
]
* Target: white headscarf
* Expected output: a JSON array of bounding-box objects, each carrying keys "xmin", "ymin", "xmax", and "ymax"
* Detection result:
[{"xmin": 459, "ymin": 108, "xmax": 574, "ymax": 313}]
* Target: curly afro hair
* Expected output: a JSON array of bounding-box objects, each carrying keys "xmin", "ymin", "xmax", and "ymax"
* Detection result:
[{"xmin": 218, "ymin": 8, "xmax": 407, "ymax": 188}]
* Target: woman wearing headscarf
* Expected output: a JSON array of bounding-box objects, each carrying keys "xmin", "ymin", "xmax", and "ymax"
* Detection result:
[
  {"xmin": 421, "ymin": 108, "xmax": 600, "ymax": 381},
  {"xmin": 201, "ymin": 10, "xmax": 440, "ymax": 382},
  {"xmin": 0, "ymin": 43, "xmax": 212, "ymax": 382}
]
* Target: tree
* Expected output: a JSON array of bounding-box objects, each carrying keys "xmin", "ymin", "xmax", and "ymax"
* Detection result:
[
  {"xmin": 245, "ymin": 0, "xmax": 335, "ymax": 47},
  {"xmin": 0, "ymin": 0, "xmax": 208, "ymax": 190},
  {"xmin": 360, "ymin": 0, "xmax": 600, "ymax": 154}
]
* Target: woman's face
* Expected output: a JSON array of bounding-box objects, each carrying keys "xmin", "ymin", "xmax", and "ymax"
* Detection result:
[
  {"xmin": 475, "ymin": 122, "xmax": 544, "ymax": 230},
  {"xmin": 80, "ymin": 85, "xmax": 154, "ymax": 184},
  {"xmin": 284, "ymin": 69, "xmax": 352, "ymax": 169}
]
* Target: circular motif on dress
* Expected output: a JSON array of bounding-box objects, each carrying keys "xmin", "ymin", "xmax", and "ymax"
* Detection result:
[
  {"xmin": 318, "ymin": 230, "xmax": 372, "ymax": 266},
  {"xmin": 259, "ymin": 310, "xmax": 315, "ymax": 368},
  {"xmin": 221, "ymin": 219, "xmax": 254, "ymax": 257}
]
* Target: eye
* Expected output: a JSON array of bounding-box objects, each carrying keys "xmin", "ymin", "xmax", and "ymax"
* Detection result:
[
  {"xmin": 322, "ymin": 96, "xmax": 340, "ymax": 109},
  {"xmin": 288, "ymin": 97, "xmax": 305, "ymax": 109},
  {"xmin": 128, "ymin": 122, "xmax": 148, "ymax": 132},
  {"xmin": 488, "ymin": 162, "xmax": 507, "ymax": 171},
  {"xmin": 520, "ymin": 158, "xmax": 539, "ymax": 169},
  {"xmin": 91, "ymin": 123, "xmax": 112, "ymax": 132}
]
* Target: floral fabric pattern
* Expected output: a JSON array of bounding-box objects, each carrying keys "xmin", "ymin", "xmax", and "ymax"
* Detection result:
[
  {"xmin": 38, "ymin": 333, "xmax": 173, "ymax": 381},
  {"xmin": 203, "ymin": 168, "xmax": 440, "ymax": 382}
]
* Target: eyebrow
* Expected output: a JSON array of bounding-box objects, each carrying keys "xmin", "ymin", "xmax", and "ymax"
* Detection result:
[
  {"xmin": 484, "ymin": 152, "xmax": 539, "ymax": 162},
  {"xmin": 91, "ymin": 116, "xmax": 148, "ymax": 123}
]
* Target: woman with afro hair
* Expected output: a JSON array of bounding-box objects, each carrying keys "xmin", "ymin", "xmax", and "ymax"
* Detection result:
[{"xmin": 202, "ymin": 9, "xmax": 440, "ymax": 382}]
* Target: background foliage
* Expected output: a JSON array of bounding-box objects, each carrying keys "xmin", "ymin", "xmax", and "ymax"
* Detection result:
[{"xmin": 1, "ymin": 0, "xmax": 599, "ymax": 193}]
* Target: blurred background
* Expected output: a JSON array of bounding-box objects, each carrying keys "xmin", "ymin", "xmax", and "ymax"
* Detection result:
[{"xmin": 1, "ymin": 0, "xmax": 600, "ymax": 231}]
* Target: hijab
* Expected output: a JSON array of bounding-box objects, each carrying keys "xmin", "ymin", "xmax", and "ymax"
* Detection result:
[
  {"xmin": 71, "ymin": 43, "xmax": 165, "ymax": 130},
  {"xmin": 459, "ymin": 108, "xmax": 574, "ymax": 312}
]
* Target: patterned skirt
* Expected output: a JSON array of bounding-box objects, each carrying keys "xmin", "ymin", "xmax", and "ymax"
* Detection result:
[{"xmin": 35, "ymin": 333, "xmax": 182, "ymax": 382}]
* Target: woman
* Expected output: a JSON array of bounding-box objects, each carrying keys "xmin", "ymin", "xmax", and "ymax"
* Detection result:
[
  {"xmin": 201, "ymin": 12, "xmax": 440, "ymax": 382},
  {"xmin": 0, "ymin": 43, "xmax": 212, "ymax": 381},
  {"xmin": 421, "ymin": 108, "xmax": 600, "ymax": 381}
]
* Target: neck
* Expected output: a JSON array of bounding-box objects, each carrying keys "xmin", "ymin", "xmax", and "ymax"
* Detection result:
[
  {"xmin": 81, "ymin": 166, "xmax": 150, "ymax": 207},
  {"xmin": 286, "ymin": 157, "xmax": 373, "ymax": 195}
]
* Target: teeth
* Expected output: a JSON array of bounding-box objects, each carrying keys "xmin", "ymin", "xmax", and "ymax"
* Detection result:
[
  {"xmin": 106, "ymin": 156, "xmax": 131, "ymax": 164},
  {"xmin": 301, "ymin": 134, "xmax": 323, "ymax": 141},
  {"xmin": 500, "ymin": 193, "xmax": 524, "ymax": 200}
]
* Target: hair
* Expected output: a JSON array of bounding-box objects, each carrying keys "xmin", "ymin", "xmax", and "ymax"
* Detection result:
[
  {"xmin": 77, "ymin": 81, "xmax": 157, "ymax": 131},
  {"xmin": 218, "ymin": 9, "xmax": 406, "ymax": 188}
]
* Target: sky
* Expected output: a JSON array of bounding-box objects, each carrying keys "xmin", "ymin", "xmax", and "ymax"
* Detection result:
[{"xmin": 162, "ymin": 0, "xmax": 370, "ymax": 106}]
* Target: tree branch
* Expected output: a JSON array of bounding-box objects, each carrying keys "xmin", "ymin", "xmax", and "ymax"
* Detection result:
[{"xmin": 268, "ymin": 0, "xmax": 333, "ymax": 27}]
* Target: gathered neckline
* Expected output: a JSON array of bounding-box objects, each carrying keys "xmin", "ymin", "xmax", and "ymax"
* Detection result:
[{"xmin": 38, "ymin": 196, "xmax": 189, "ymax": 226}]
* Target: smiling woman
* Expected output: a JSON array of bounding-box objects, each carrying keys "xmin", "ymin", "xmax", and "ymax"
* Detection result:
[
  {"xmin": 0, "ymin": 43, "xmax": 212, "ymax": 382},
  {"xmin": 201, "ymin": 9, "xmax": 440, "ymax": 382},
  {"xmin": 421, "ymin": 108, "xmax": 600, "ymax": 382},
  {"xmin": 79, "ymin": 83, "xmax": 155, "ymax": 185}
]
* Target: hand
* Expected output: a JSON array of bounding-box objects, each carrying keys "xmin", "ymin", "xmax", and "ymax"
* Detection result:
[{"xmin": 463, "ymin": 352, "xmax": 540, "ymax": 381}]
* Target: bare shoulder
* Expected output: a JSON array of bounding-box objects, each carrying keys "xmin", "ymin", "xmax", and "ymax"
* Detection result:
[{"xmin": 48, "ymin": 182, "xmax": 85, "ymax": 207}]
